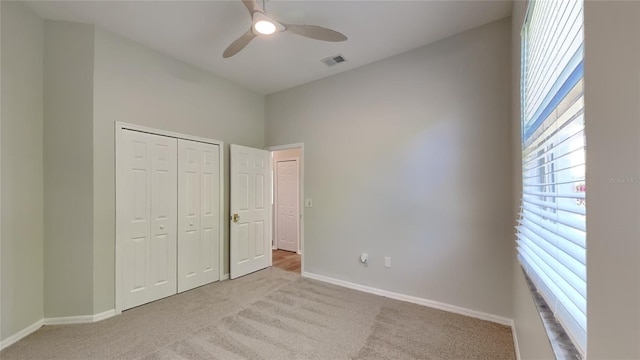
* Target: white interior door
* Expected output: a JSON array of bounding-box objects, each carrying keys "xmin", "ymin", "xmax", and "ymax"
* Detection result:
[
  {"xmin": 276, "ymin": 159, "xmax": 299, "ymax": 252},
  {"xmin": 178, "ymin": 139, "xmax": 220, "ymax": 292},
  {"xmin": 230, "ymin": 144, "xmax": 271, "ymax": 279},
  {"xmin": 119, "ymin": 130, "xmax": 177, "ymax": 310}
]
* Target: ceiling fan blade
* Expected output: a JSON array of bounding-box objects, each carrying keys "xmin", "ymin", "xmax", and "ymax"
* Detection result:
[
  {"xmin": 283, "ymin": 24, "xmax": 347, "ymax": 42},
  {"xmin": 223, "ymin": 29, "xmax": 257, "ymax": 58},
  {"xmin": 242, "ymin": 0, "xmax": 260, "ymax": 15}
]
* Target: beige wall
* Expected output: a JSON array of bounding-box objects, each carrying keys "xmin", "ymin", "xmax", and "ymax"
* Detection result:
[
  {"xmin": 43, "ymin": 20, "xmax": 95, "ymax": 318},
  {"xmin": 584, "ymin": 1, "xmax": 640, "ymax": 358},
  {"xmin": 92, "ymin": 28, "xmax": 265, "ymax": 312},
  {"xmin": 0, "ymin": 0, "xmax": 44, "ymax": 341},
  {"xmin": 266, "ymin": 18, "xmax": 514, "ymax": 318}
]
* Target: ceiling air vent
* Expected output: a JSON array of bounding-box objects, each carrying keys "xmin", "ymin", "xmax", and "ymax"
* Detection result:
[{"xmin": 321, "ymin": 54, "xmax": 347, "ymax": 67}]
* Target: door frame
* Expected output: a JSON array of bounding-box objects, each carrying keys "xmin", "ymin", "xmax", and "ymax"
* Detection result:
[
  {"xmin": 266, "ymin": 143, "xmax": 304, "ymax": 271},
  {"xmin": 274, "ymin": 157, "xmax": 300, "ymax": 253},
  {"xmin": 115, "ymin": 122, "xmax": 224, "ymax": 314}
]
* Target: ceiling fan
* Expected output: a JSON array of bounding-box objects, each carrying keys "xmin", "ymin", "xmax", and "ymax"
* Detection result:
[{"xmin": 223, "ymin": 0, "xmax": 348, "ymax": 58}]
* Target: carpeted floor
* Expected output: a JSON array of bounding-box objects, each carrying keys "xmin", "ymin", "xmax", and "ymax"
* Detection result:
[{"xmin": 1, "ymin": 268, "xmax": 515, "ymax": 359}]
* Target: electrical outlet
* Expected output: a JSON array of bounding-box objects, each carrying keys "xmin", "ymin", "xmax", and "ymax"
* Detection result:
[{"xmin": 384, "ymin": 257, "xmax": 391, "ymax": 268}]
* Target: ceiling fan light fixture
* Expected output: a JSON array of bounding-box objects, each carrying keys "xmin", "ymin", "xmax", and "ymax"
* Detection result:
[
  {"xmin": 254, "ymin": 20, "xmax": 276, "ymax": 35},
  {"xmin": 223, "ymin": 0, "xmax": 348, "ymax": 58}
]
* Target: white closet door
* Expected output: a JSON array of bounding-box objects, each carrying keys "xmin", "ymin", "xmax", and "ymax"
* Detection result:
[
  {"xmin": 178, "ymin": 139, "xmax": 220, "ymax": 292},
  {"xmin": 119, "ymin": 130, "xmax": 177, "ymax": 310}
]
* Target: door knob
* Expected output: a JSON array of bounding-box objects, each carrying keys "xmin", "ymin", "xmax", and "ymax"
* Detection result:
[
  {"xmin": 233, "ymin": 213, "xmax": 239, "ymax": 223},
  {"xmin": 160, "ymin": 224, "xmax": 165, "ymax": 230},
  {"xmin": 189, "ymin": 221, "xmax": 194, "ymax": 226}
]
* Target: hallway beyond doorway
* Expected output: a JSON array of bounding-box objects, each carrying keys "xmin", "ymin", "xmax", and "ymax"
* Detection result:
[{"xmin": 272, "ymin": 250, "xmax": 301, "ymax": 273}]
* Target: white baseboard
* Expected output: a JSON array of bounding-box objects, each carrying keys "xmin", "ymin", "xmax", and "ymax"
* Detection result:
[
  {"xmin": 302, "ymin": 271, "xmax": 514, "ymax": 327},
  {"xmin": 1, "ymin": 310, "xmax": 116, "ymax": 351},
  {"xmin": 44, "ymin": 315, "xmax": 93, "ymax": 325},
  {"xmin": 0, "ymin": 318, "xmax": 44, "ymax": 351},
  {"xmin": 221, "ymin": 273, "xmax": 230, "ymax": 281},
  {"xmin": 92, "ymin": 309, "xmax": 116, "ymax": 322},
  {"xmin": 44, "ymin": 309, "xmax": 116, "ymax": 325}
]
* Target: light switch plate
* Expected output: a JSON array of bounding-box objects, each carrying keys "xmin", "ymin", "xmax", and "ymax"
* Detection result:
[{"xmin": 304, "ymin": 198, "xmax": 313, "ymax": 208}]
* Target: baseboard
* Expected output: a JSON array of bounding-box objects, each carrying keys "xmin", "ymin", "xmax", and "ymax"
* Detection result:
[
  {"xmin": 0, "ymin": 309, "xmax": 118, "ymax": 350},
  {"xmin": 512, "ymin": 324, "xmax": 522, "ymax": 360},
  {"xmin": 92, "ymin": 309, "xmax": 116, "ymax": 322},
  {"xmin": 0, "ymin": 318, "xmax": 44, "ymax": 351},
  {"xmin": 44, "ymin": 309, "xmax": 116, "ymax": 325},
  {"xmin": 221, "ymin": 273, "xmax": 230, "ymax": 281},
  {"xmin": 302, "ymin": 271, "xmax": 514, "ymax": 327},
  {"xmin": 44, "ymin": 314, "xmax": 94, "ymax": 325}
]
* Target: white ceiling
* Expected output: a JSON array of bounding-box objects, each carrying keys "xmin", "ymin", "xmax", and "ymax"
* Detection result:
[{"xmin": 26, "ymin": 0, "xmax": 512, "ymax": 95}]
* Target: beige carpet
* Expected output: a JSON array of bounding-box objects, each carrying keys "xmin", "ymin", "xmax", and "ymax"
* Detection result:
[{"xmin": 1, "ymin": 268, "xmax": 515, "ymax": 359}]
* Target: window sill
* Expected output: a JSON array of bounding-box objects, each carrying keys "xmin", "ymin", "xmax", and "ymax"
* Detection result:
[{"xmin": 521, "ymin": 268, "xmax": 583, "ymax": 360}]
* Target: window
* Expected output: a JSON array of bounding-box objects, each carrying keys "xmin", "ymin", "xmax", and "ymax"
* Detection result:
[{"xmin": 517, "ymin": 0, "xmax": 586, "ymax": 355}]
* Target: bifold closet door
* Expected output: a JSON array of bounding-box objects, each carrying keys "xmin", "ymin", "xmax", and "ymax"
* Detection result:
[
  {"xmin": 178, "ymin": 139, "xmax": 221, "ymax": 292},
  {"xmin": 119, "ymin": 130, "xmax": 178, "ymax": 310}
]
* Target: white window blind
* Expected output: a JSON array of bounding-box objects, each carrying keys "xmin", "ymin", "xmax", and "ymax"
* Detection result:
[{"xmin": 518, "ymin": 0, "xmax": 586, "ymax": 355}]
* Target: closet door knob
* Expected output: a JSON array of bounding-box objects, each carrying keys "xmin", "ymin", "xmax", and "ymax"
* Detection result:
[
  {"xmin": 189, "ymin": 221, "xmax": 194, "ymax": 226},
  {"xmin": 160, "ymin": 224, "xmax": 165, "ymax": 230}
]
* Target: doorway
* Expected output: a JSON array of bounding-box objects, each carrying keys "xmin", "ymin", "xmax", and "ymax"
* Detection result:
[
  {"xmin": 275, "ymin": 157, "xmax": 299, "ymax": 252},
  {"xmin": 267, "ymin": 144, "xmax": 304, "ymax": 274}
]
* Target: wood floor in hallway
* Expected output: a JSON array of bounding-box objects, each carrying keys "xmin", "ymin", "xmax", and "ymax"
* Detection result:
[{"xmin": 272, "ymin": 249, "xmax": 301, "ymax": 273}]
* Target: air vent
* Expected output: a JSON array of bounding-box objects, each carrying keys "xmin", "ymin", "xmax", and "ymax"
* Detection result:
[{"xmin": 321, "ymin": 54, "xmax": 347, "ymax": 67}]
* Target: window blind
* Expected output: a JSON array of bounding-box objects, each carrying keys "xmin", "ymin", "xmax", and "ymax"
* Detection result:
[{"xmin": 517, "ymin": 0, "xmax": 586, "ymax": 355}]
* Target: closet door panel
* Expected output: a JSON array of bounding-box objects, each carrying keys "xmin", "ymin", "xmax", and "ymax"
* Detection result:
[
  {"xmin": 119, "ymin": 130, "xmax": 177, "ymax": 310},
  {"xmin": 150, "ymin": 138, "xmax": 178, "ymax": 290},
  {"xmin": 178, "ymin": 140, "xmax": 220, "ymax": 292},
  {"xmin": 200, "ymin": 146, "xmax": 220, "ymax": 279}
]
